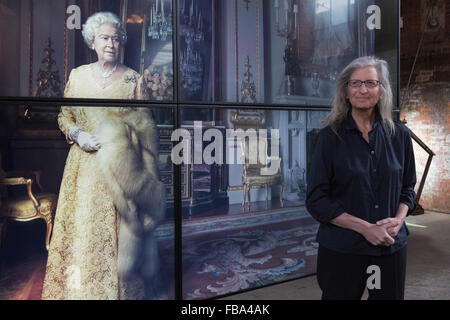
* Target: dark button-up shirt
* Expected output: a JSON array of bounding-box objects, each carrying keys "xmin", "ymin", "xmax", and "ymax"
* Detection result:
[{"xmin": 306, "ymin": 112, "xmax": 417, "ymax": 256}]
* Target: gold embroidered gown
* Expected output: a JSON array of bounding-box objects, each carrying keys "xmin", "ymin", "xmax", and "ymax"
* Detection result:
[{"xmin": 42, "ymin": 65, "xmax": 148, "ymax": 300}]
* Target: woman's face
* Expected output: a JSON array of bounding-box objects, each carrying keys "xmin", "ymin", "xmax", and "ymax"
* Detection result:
[
  {"xmin": 346, "ymin": 66, "xmax": 382, "ymax": 111},
  {"xmin": 92, "ymin": 23, "xmax": 121, "ymax": 64}
]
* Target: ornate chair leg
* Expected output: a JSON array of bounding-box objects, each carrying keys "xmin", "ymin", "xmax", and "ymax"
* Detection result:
[
  {"xmin": 280, "ymin": 182, "xmax": 284, "ymax": 207},
  {"xmin": 247, "ymin": 186, "xmax": 251, "ymax": 210},
  {"xmin": 43, "ymin": 215, "xmax": 53, "ymax": 251},
  {"xmin": 242, "ymin": 185, "xmax": 247, "ymax": 209}
]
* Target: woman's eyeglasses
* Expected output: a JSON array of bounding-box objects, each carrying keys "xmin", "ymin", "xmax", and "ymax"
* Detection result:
[{"xmin": 347, "ymin": 80, "xmax": 380, "ymax": 88}]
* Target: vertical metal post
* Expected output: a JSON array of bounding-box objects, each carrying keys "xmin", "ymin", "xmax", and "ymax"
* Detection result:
[{"xmin": 172, "ymin": 0, "xmax": 183, "ymax": 301}]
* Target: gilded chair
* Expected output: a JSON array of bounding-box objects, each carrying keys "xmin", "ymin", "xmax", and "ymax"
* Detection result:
[
  {"xmin": 0, "ymin": 155, "xmax": 57, "ymax": 251},
  {"xmin": 240, "ymin": 136, "xmax": 284, "ymax": 210}
]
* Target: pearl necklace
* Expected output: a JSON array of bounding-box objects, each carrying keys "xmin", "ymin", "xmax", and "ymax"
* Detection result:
[{"xmin": 96, "ymin": 63, "xmax": 118, "ymax": 88}]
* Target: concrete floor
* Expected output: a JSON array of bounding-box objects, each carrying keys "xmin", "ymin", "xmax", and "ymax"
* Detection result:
[{"xmin": 221, "ymin": 211, "xmax": 450, "ymax": 300}]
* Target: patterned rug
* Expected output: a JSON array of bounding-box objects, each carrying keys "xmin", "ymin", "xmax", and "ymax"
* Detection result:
[
  {"xmin": 0, "ymin": 205, "xmax": 319, "ymax": 300},
  {"xmin": 157, "ymin": 205, "xmax": 319, "ymax": 299}
]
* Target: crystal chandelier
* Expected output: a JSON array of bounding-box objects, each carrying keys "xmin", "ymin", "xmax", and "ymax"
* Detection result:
[
  {"xmin": 148, "ymin": 0, "xmax": 173, "ymax": 41},
  {"xmin": 179, "ymin": 0, "xmax": 205, "ymax": 95},
  {"xmin": 274, "ymin": 0, "xmax": 299, "ymax": 95}
]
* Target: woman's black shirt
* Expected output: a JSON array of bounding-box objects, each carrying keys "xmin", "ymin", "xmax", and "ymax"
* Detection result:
[{"xmin": 306, "ymin": 112, "xmax": 416, "ymax": 256}]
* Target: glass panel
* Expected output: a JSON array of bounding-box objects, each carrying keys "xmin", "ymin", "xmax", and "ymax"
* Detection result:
[
  {"xmin": 177, "ymin": 0, "xmax": 398, "ymax": 106},
  {"xmin": 178, "ymin": 106, "xmax": 320, "ymax": 299},
  {"xmin": 0, "ymin": 104, "xmax": 175, "ymax": 300},
  {"xmin": 0, "ymin": 0, "xmax": 175, "ymax": 103}
]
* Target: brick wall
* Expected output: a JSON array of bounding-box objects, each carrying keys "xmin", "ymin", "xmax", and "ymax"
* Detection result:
[{"xmin": 400, "ymin": 0, "xmax": 450, "ymax": 213}]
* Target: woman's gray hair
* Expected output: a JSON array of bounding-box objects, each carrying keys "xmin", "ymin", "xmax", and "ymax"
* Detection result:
[
  {"xmin": 325, "ymin": 56, "xmax": 395, "ymax": 135},
  {"xmin": 81, "ymin": 11, "xmax": 127, "ymax": 48}
]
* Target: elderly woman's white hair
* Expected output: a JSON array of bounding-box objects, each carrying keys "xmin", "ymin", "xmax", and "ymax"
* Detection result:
[{"xmin": 81, "ymin": 11, "xmax": 127, "ymax": 48}]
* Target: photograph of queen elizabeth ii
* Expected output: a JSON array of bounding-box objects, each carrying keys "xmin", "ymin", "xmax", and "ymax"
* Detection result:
[{"xmin": 41, "ymin": 10, "xmax": 168, "ymax": 300}]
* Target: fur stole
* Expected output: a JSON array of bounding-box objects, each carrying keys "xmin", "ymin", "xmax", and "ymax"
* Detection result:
[{"xmin": 95, "ymin": 108, "xmax": 166, "ymax": 283}]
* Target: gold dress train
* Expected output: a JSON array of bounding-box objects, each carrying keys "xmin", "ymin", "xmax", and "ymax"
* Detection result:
[{"xmin": 41, "ymin": 65, "xmax": 148, "ymax": 300}]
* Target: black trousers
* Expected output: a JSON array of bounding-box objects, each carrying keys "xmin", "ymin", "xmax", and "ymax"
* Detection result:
[{"xmin": 316, "ymin": 245, "xmax": 407, "ymax": 300}]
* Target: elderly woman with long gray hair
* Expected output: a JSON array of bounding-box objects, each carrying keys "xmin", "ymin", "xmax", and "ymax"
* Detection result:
[
  {"xmin": 41, "ymin": 11, "xmax": 166, "ymax": 300},
  {"xmin": 306, "ymin": 56, "xmax": 417, "ymax": 300}
]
